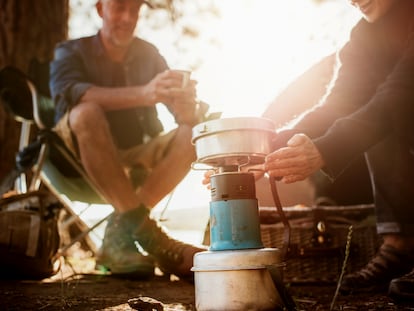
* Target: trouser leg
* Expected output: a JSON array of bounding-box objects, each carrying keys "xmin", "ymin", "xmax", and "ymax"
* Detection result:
[{"xmin": 365, "ymin": 134, "xmax": 414, "ymax": 236}]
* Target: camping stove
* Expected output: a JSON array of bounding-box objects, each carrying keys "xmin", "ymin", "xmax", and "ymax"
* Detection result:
[{"xmin": 191, "ymin": 117, "xmax": 295, "ymax": 311}]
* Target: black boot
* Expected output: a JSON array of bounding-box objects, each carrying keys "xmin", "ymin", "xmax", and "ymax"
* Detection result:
[
  {"xmin": 388, "ymin": 269, "xmax": 414, "ymax": 302},
  {"xmin": 340, "ymin": 244, "xmax": 414, "ymax": 295},
  {"xmin": 95, "ymin": 213, "xmax": 155, "ymax": 278}
]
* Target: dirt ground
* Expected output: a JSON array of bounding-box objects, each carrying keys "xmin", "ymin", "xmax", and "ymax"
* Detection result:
[{"xmin": 1, "ymin": 252, "xmax": 414, "ymax": 311}]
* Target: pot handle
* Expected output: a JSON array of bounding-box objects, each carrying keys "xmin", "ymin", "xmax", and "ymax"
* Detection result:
[
  {"xmin": 191, "ymin": 161, "xmax": 214, "ymax": 171},
  {"xmin": 269, "ymin": 176, "xmax": 291, "ymax": 261}
]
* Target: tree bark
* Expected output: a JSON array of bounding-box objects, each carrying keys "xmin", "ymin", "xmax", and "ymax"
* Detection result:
[{"xmin": 0, "ymin": 0, "xmax": 69, "ymax": 181}]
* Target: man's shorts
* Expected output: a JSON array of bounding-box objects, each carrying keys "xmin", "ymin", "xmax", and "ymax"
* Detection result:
[{"xmin": 54, "ymin": 111, "xmax": 177, "ymax": 171}]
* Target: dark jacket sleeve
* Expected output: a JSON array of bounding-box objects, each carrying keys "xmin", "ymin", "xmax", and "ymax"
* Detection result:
[
  {"xmin": 386, "ymin": 30, "xmax": 414, "ymax": 147},
  {"xmin": 292, "ymin": 20, "xmax": 382, "ymax": 139},
  {"xmin": 282, "ymin": 18, "xmax": 397, "ymax": 178},
  {"xmin": 49, "ymin": 39, "xmax": 94, "ymax": 123},
  {"xmin": 313, "ymin": 20, "xmax": 414, "ymax": 178}
]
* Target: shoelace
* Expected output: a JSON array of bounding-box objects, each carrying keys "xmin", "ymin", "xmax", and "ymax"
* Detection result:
[{"xmin": 138, "ymin": 219, "xmax": 186, "ymax": 264}]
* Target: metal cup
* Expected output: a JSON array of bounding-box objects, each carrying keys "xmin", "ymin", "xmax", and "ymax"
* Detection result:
[{"xmin": 172, "ymin": 69, "xmax": 191, "ymax": 88}]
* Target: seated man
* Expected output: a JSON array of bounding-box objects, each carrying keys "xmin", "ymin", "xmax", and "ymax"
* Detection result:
[{"xmin": 49, "ymin": 0, "xmax": 206, "ymax": 278}]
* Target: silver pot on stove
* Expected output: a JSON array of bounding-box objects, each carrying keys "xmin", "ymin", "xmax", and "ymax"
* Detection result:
[{"xmin": 191, "ymin": 117, "xmax": 277, "ymax": 167}]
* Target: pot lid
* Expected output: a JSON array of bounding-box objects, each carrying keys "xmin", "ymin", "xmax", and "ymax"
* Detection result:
[{"xmin": 192, "ymin": 117, "xmax": 276, "ymax": 141}]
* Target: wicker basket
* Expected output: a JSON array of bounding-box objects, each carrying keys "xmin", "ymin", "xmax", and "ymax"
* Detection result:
[{"xmin": 260, "ymin": 204, "xmax": 382, "ymax": 283}]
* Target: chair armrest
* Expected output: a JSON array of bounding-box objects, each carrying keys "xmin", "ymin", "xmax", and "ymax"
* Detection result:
[{"xmin": 29, "ymin": 80, "xmax": 55, "ymax": 130}]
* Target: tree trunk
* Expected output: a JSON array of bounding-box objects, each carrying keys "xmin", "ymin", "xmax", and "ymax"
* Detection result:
[{"xmin": 0, "ymin": 0, "xmax": 69, "ymax": 181}]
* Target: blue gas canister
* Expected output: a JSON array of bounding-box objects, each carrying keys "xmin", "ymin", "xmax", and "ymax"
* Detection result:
[{"xmin": 209, "ymin": 172, "xmax": 263, "ymax": 251}]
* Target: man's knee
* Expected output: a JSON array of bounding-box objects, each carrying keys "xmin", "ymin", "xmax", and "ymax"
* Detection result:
[{"xmin": 69, "ymin": 103, "xmax": 107, "ymax": 135}]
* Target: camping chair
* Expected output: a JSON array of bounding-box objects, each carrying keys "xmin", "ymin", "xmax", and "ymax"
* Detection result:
[{"xmin": 0, "ymin": 65, "xmax": 113, "ymax": 256}]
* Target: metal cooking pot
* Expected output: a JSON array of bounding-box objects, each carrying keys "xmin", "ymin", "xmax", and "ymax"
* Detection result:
[{"xmin": 192, "ymin": 117, "xmax": 276, "ymax": 167}]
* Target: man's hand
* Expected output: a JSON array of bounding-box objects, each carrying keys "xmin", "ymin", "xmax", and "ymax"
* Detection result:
[
  {"xmin": 264, "ymin": 133, "xmax": 325, "ymax": 183},
  {"xmin": 168, "ymin": 83, "xmax": 202, "ymax": 126},
  {"xmin": 202, "ymin": 170, "xmax": 214, "ymax": 190},
  {"xmin": 146, "ymin": 70, "xmax": 202, "ymax": 126},
  {"xmin": 143, "ymin": 70, "xmax": 188, "ymax": 106}
]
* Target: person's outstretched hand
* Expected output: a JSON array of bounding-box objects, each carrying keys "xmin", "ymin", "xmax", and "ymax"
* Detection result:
[
  {"xmin": 202, "ymin": 169, "xmax": 214, "ymax": 190},
  {"xmin": 264, "ymin": 133, "xmax": 325, "ymax": 183}
]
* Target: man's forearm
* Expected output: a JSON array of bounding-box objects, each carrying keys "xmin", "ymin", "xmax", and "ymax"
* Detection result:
[{"xmin": 79, "ymin": 85, "xmax": 153, "ymax": 110}]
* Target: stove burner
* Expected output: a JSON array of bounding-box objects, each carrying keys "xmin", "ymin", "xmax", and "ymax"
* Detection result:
[{"xmin": 194, "ymin": 153, "xmax": 265, "ymax": 169}]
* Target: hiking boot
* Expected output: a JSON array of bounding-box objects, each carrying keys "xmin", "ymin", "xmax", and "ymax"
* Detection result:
[
  {"xmin": 340, "ymin": 244, "xmax": 414, "ymax": 295},
  {"xmin": 388, "ymin": 269, "xmax": 414, "ymax": 302},
  {"xmin": 95, "ymin": 213, "xmax": 155, "ymax": 278},
  {"xmin": 134, "ymin": 215, "xmax": 207, "ymax": 279},
  {"xmin": 112, "ymin": 204, "xmax": 206, "ymax": 279}
]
